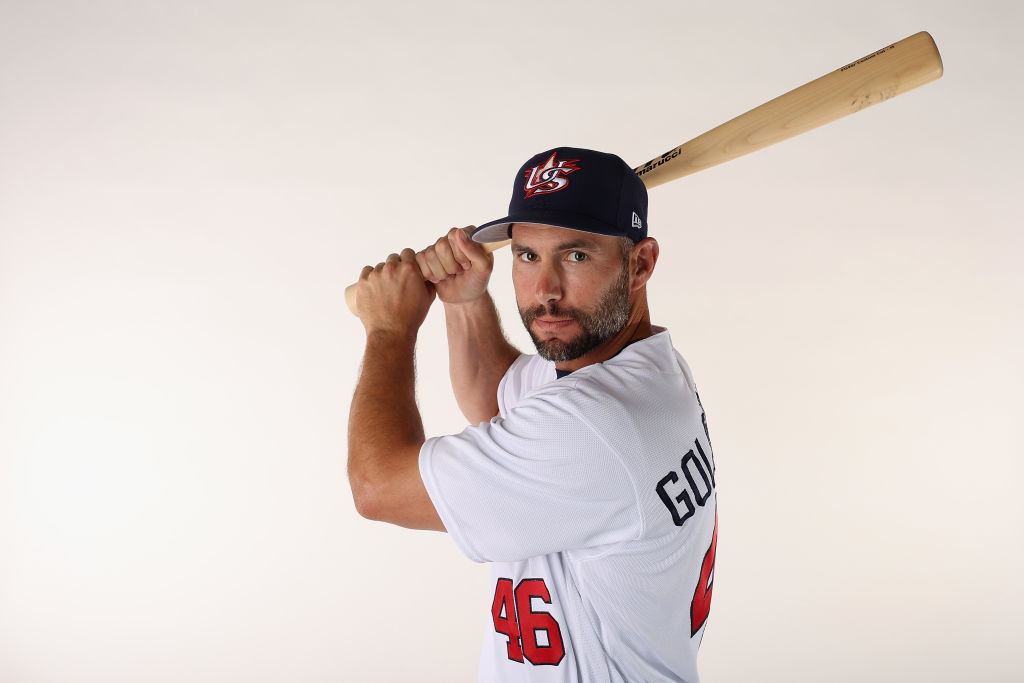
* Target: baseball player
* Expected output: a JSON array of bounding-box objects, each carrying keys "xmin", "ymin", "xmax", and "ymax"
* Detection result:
[{"xmin": 348, "ymin": 147, "xmax": 718, "ymax": 682}]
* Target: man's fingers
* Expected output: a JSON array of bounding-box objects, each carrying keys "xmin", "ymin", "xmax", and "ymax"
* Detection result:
[
  {"xmin": 416, "ymin": 249, "xmax": 448, "ymax": 283},
  {"xmin": 447, "ymin": 227, "xmax": 473, "ymax": 269},
  {"xmin": 371, "ymin": 250, "xmax": 426, "ymax": 283},
  {"xmin": 453, "ymin": 226, "xmax": 491, "ymax": 269},
  {"xmin": 400, "ymin": 248, "xmax": 427, "ymax": 277},
  {"xmin": 434, "ymin": 231, "xmax": 464, "ymax": 274},
  {"xmin": 370, "ymin": 253, "xmax": 405, "ymax": 275}
]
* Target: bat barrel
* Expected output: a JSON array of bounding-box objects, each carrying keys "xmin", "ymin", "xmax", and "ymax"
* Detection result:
[{"xmin": 634, "ymin": 31, "xmax": 943, "ymax": 188}]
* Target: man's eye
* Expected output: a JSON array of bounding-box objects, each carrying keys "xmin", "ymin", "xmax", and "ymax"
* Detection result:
[
  {"xmin": 519, "ymin": 252, "xmax": 538, "ymax": 262},
  {"xmin": 568, "ymin": 251, "xmax": 588, "ymax": 262}
]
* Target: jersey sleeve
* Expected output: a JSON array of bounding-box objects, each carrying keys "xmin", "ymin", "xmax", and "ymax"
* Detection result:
[
  {"xmin": 419, "ymin": 390, "xmax": 644, "ymax": 563},
  {"xmin": 495, "ymin": 353, "xmax": 555, "ymax": 417}
]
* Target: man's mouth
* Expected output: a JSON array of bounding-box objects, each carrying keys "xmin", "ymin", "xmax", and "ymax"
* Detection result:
[{"xmin": 533, "ymin": 317, "xmax": 576, "ymax": 333}]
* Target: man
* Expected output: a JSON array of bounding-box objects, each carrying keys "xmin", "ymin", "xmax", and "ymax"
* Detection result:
[{"xmin": 348, "ymin": 148, "xmax": 718, "ymax": 682}]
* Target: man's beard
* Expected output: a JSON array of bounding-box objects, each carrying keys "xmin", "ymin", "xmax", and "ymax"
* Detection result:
[{"xmin": 519, "ymin": 261, "xmax": 631, "ymax": 363}]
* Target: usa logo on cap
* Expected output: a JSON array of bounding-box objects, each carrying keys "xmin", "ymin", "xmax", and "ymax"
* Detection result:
[{"xmin": 523, "ymin": 152, "xmax": 581, "ymax": 198}]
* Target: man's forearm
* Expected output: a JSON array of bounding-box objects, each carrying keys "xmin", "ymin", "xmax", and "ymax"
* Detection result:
[
  {"xmin": 444, "ymin": 291, "xmax": 520, "ymax": 424},
  {"xmin": 348, "ymin": 330, "xmax": 425, "ymax": 506}
]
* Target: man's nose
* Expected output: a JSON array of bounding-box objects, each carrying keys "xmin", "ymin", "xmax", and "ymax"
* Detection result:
[{"xmin": 535, "ymin": 262, "xmax": 563, "ymax": 305}]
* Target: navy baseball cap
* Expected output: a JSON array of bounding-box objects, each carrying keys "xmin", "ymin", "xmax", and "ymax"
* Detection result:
[{"xmin": 472, "ymin": 147, "xmax": 648, "ymax": 243}]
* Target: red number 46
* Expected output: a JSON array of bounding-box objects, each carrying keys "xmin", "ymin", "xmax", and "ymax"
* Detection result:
[{"xmin": 491, "ymin": 578, "xmax": 565, "ymax": 666}]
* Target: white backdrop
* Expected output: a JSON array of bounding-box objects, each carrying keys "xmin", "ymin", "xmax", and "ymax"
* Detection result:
[{"xmin": 2, "ymin": 1, "xmax": 1021, "ymax": 681}]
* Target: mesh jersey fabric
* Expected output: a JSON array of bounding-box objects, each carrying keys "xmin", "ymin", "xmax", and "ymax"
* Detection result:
[{"xmin": 419, "ymin": 329, "xmax": 717, "ymax": 682}]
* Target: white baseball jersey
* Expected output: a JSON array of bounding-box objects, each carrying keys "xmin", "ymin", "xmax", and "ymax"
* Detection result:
[{"xmin": 419, "ymin": 329, "xmax": 718, "ymax": 682}]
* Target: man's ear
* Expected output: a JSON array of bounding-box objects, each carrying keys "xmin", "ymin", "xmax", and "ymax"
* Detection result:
[{"xmin": 630, "ymin": 237, "xmax": 659, "ymax": 291}]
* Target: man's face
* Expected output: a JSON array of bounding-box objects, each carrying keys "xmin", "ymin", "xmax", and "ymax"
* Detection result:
[{"xmin": 511, "ymin": 223, "xmax": 632, "ymax": 362}]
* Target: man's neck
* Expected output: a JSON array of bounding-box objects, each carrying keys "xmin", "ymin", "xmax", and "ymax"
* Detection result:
[{"xmin": 554, "ymin": 309, "xmax": 653, "ymax": 374}]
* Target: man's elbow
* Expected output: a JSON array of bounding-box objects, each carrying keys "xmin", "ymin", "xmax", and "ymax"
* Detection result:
[
  {"xmin": 349, "ymin": 472, "xmax": 387, "ymax": 521},
  {"xmin": 347, "ymin": 442, "xmax": 440, "ymax": 530}
]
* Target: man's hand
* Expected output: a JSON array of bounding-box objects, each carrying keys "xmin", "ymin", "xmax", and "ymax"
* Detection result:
[
  {"xmin": 356, "ymin": 248, "xmax": 436, "ymax": 337},
  {"xmin": 415, "ymin": 227, "xmax": 493, "ymax": 305}
]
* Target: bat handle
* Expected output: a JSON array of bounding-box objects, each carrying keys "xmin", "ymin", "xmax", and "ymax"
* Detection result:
[
  {"xmin": 344, "ymin": 237, "xmax": 511, "ymax": 315},
  {"xmin": 344, "ymin": 281, "xmax": 360, "ymax": 315}
]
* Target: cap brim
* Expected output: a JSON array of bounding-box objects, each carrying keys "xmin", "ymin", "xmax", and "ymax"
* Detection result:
[
  {"xmin": 471, "ymin": 220, "xmax": 515, "ymax": 243},
  {"xmin": 471, "ymin": 209, "xmax": 623, "ymax": 244}
]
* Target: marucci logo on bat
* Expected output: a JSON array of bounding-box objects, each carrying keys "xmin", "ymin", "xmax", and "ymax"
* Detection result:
[
  {"xmin": 636, "ymin": 148, "xmax": 683, "ymax": 176},
  {"xmin": 523, "ymin": 152, "xmax": 581, "ymax": 198}
]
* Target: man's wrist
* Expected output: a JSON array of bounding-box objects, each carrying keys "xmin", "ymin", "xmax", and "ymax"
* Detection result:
[
  {"xmin": 365, "ymin": 327, "xmax": 418, "ymax": 349},
  {"xmin": 442, "ymin": 291, "xmax": 493, "ymax": 315}
]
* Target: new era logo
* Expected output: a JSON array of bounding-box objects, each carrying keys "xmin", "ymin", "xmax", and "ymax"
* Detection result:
[{"xmin": 632, "ymin": 211, "xmax": 643, "ymax": 231}]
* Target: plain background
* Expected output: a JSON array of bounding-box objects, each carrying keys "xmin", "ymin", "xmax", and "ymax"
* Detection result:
[{"xmin": 2, "ymin": 1, "xmax": 1021, "ymax": 681}]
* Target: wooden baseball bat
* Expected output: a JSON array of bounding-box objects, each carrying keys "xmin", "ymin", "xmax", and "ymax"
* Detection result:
[{"xmin": 345, "ymin": 30, "xmax": 942, "ymax": 314}]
